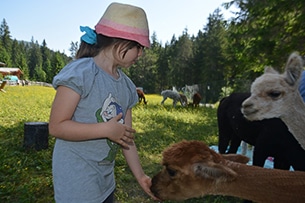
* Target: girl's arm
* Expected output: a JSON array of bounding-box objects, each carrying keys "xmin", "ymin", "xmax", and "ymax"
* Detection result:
[
  {"xmin": 49, "ymin": 86, "xmax": 135, "ymax": 148},
  {"xmin": 122, "ymin": 109, "xmax": 158, "ymax": 200}
]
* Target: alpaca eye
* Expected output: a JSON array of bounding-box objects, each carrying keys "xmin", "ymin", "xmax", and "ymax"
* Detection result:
[
  {"xmin": 167, "ymin": 168, "xmax": 177, "ymax": 177},
  {"xmin": 267, "ymin": 91, "xmax": 281, "ymax": 99}
]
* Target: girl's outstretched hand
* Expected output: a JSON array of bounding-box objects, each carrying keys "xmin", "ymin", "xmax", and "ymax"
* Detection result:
[
  {"xmin": 138, "ymin": 175, "xmax": 161, "ymax": 201},
  {"xmin": 107, "ymin": 113, "xmax": 136, "ymax": 149}
]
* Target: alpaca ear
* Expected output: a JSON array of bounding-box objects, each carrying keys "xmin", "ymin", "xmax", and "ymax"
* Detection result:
[
  {"xmin": 192, "ymin": 162, "xmax": 237, "ymax": 181},
  {"xmin": 264, "ymin": 66, "xmax": 278, "ymax": 74},
  {"xmin": 222, "ymin": 154, "xmax": 249, "ymax": 164},
  {"xmin": 284, "ymin": 52, "xmax": 303, "ymax": 86}
]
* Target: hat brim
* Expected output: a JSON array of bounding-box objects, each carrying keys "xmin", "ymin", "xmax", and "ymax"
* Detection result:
[{"xmin": 95, "ymin": 22, "xmax": 150, "ymax": 47}]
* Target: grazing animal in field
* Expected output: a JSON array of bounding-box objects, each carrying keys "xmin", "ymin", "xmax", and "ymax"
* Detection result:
[
  {"xmin": 217, "ymin": 92, "xmax": 305, "ymax": 171},
  {"xmin": 150, "ymin": 140, "xmax": 305, "ymax": 202},
  {"xmin": 136, "ymin": 88, "xmax": 147, "ymax": 104},
  {"xmin": 161, "ymin": 90, "xmax": 187, "ymax": 107},
  {"xmin": 179, "ymin": 93, "xmax": 188, "ymax": 106},
  {"xmin": 191, "ymin": 93, "xmax": 202, "ymax": 107},
  {"xmin": 241, "ymin": 52, "xmax": 305, "ymax": 150}
]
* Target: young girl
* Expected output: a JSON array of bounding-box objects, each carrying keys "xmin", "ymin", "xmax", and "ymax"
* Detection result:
[{"xmin": 49, "ymin": 2, "xmax": 156, "ymax": 202}]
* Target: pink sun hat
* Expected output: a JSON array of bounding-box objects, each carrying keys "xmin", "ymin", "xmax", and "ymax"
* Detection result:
[{"xmin": 95, "ymin": 2, "xmax": 150, "ymax": 48}]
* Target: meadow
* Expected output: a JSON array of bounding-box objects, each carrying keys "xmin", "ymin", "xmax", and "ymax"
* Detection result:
[{"xmin": 0, "ymin": 85, "xmax": 242, "ymax": 203}]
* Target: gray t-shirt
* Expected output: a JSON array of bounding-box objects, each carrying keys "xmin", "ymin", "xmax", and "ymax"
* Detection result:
[{"xmin": 52, "ymin": 57, "xmax": 138, "ymax": 203}]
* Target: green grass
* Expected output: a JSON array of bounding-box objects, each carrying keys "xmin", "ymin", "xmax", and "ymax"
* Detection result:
[
  {"xmin": 0, "ymin": 86, "xmax": 54, "ymax": 203},
  {"xmin": 0, "ymin": 86, "xmax": 242, "ymax": 203}
]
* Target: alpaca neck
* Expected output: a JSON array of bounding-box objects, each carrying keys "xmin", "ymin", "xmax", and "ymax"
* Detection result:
[
  {"xmin": 281, "ymin": 96, "xmax": 305, "ymax": 150},
  {"xmin": 208, "ymin": 162, "xmax": 305, "ymax": 203}
]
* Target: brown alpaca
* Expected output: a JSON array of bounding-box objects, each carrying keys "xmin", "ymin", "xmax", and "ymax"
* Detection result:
[
  {"xmin": 136, "ymin": 88, "xmax": 147, "ymax": 104},
  {"xmin": 151, "ymin": 140, "xmax": 305, "ymax": 203},
  {"xmin": 241, "ymin": 52, "xmax": 305, "ymax": 150},
  {"xmin": 179, "ymin": 93, "xmax": 188, "ymax": 106},
  {"xmin": 192, "ymin": 92, "xmax": 202, "ymax": 107}
]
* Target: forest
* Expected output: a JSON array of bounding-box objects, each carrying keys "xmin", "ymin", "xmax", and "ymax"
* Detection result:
[{"xmin": 1, "ymin": 0, "xmax": 305, "ymax": 103}]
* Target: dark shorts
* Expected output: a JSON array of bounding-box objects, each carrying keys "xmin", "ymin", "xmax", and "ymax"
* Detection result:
[{"xmin": 103, "ymin": 191, "xmax": 114, "ymax": 203}]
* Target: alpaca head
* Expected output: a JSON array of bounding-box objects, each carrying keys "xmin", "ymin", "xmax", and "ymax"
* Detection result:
[
  {"xmin": 150, "ymin": 140, "xmax": 249, "ymax": 201},
  {"xmin": 241, "ymin": 52, "xmax": 304, "ymax": 121},
  {"xmin": 179, "ymin": 94, "xmax": 188, "ymax": 106}
]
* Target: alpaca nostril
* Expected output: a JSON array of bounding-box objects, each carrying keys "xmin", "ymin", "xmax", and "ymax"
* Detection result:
[
  {"xmin": 242, "ymin": 102, "xmax": 252, "ymax": 109},
  {"xmin": 150, "ymin": 182, "xmax": 159, "ymax": 197}
]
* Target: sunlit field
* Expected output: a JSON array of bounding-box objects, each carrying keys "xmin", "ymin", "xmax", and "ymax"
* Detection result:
[{"xmin": 0, "ymin": 86, "xmax": 242, "ymax": 203}]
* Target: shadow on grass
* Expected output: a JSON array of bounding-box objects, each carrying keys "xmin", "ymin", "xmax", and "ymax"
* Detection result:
[{"xmin": 0, "ymin": 122, "xmax": 54, "ymax": 203}]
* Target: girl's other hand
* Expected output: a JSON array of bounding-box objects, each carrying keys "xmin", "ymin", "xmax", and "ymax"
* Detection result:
[{"xmin": 107, "ymin": 113, "xmax": 136, "ymax": 149}]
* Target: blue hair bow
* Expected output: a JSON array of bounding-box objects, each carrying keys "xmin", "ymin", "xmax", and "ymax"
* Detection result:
[{"xmin": 80, "ymin": 26, "xmax": 97, "ymax": 45}]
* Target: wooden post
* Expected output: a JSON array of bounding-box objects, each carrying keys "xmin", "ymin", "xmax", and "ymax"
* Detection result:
[{"xmin": 24, "ymin": 122, "xmax": 49, "ymax": 150}]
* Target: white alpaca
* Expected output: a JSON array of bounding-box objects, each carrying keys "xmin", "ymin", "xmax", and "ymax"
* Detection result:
[
  {"xmin": 241, "ymin": 52, "xmax": 305, "ymax": 150},
  {"xmin": 161, "ymin": 90, "xmax": 187, "ymax": 107}
]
